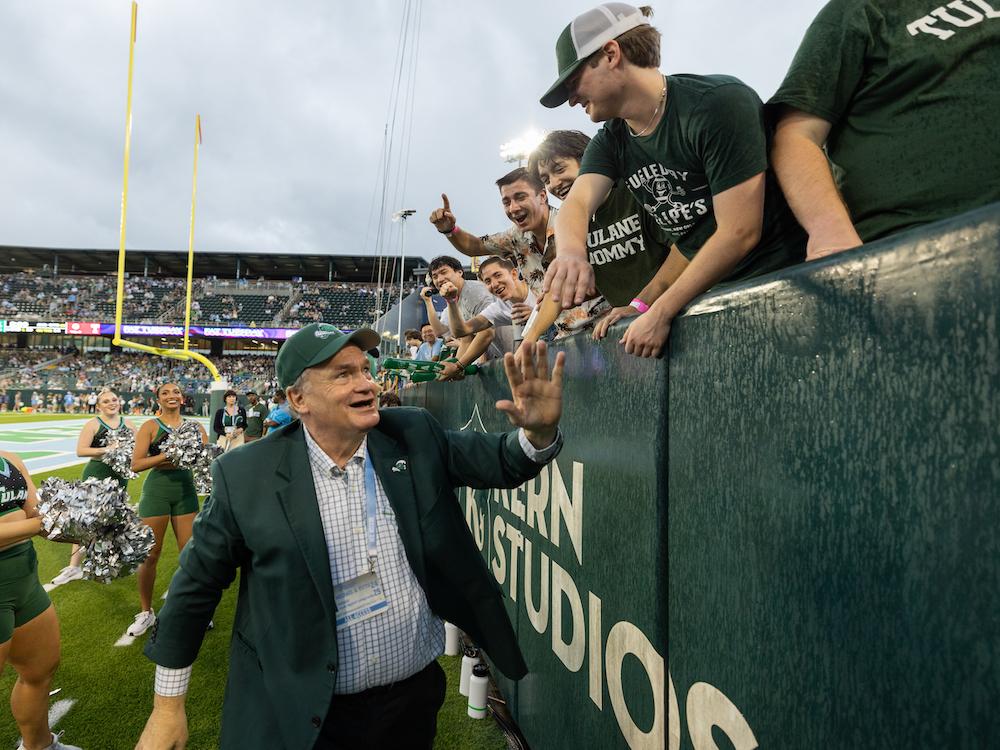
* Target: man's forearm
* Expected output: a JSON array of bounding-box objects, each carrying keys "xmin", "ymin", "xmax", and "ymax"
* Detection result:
[
  {"xmin": 457, "ymin": 328, "xmax": 494, "ymax": 365},
  {"xmin": 423, "ymin": 299, "xmax": 448, "ymax": 337},
  {"xmin": 522, "ymin": 295, "xmax": 561, "ymax": 342},
  {"xmin": 634, "ymin": 245, "xmax": 689, "ymax": 305},
  {"xmin": 772, "ymin": 129, "xmax": 859, "ymax": 244},
  {"xmin": 650, "ymin": 229, "xmax": 756, "ymax": 321},
  {"xmin": 446, "ymin": 229, "xmax": 487, "ymax": 258},
  {"xmin": 553, "ymin": 197, "xmax": 592, "ymax": 258}
]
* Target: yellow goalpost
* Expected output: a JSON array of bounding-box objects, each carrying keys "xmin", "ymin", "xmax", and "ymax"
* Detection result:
[{"xmin": 112, "ymin": 2, "xmax": 221, "ymax": 381}]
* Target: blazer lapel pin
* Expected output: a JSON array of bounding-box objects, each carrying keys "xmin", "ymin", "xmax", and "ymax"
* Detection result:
[{"xmin": 391, "ymin": 459, "xmax": 408, "ymax": 473}]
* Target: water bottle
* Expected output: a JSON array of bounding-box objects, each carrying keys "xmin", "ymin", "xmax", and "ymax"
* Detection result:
[
  {"xmin": 459, "ymin": 646, "xmax": 480, "ymax": 696},
  {"xmin": 467, "ymin": 663, "xmax": 490, "ymax": 719},
  {"xmin": 444, "ymin": 622, "xmax": 461, "ymax": 656}
]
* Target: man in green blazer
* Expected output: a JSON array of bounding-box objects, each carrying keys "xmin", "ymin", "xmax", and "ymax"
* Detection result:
[{"xmin": 136, "ymin": 323, "xmax": 566, "ymax": 750}]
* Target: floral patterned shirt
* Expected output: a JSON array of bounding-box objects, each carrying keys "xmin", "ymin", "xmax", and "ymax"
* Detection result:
[{"xmin": 480, "ymin": 205, "xmax": 608, "ymax": 338}]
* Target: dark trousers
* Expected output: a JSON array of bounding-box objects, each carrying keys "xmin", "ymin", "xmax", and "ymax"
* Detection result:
[{"xmin": 315, "ymin": 660, "xmax": 447, "ymax": 750}]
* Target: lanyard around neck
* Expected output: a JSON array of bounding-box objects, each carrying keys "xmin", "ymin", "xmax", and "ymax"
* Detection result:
[{"xmin": 362, "ymin": 445, "xmax": 378, "ymax": 573}]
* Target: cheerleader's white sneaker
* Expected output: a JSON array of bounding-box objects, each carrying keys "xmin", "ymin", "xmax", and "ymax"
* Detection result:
[
  {"xmin": 126, "ymin": 609, "xmax": 156, "ymax": 637},
  {"xmin": 50, "ymin": 566, "xmax": 83, "ymax": 586},
  {"xmin": 17, "ymin": 730, "xmax": 82, "ymax": 750}
]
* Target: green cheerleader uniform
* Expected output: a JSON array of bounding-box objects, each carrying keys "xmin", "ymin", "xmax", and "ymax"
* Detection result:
[
  {"xmin": 137, "ymin": 419, "xmax": 200, "ymax": 518},
  {"xmin": 81, "ymin": 417, "xmax": 132, "ymax": 488},
  {"xmin": 0, "ymin": 456, "xmax": 50, "ymax": 642}
]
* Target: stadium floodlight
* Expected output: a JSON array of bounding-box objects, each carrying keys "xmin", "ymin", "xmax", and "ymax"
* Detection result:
[{"xmin": 499, "ymin": 128, "xmax": 547, "ymax": 166}]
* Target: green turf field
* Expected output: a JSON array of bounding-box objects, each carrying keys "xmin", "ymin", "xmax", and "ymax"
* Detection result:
[
  {"xmin": 0, "ymin": 413, "xmax": 93, "ymax": 424},
  {"xmin": 0, "ymin": 464, "xmax": 508, "ymax": 749}
]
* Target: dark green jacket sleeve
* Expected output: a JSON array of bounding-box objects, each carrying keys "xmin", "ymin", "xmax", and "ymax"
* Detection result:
[
  {"xmin": 422, "ymin": 410, "xmax": 546, "ymax": 489},
  {"xmin": 144, "ymin": 460, "xmax": 246, "ymax": 668}
]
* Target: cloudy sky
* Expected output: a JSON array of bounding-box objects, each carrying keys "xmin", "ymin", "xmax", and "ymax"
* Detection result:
[{"xmin": 0, "ymin": 0, "xmax": 827, "ymax": 267}]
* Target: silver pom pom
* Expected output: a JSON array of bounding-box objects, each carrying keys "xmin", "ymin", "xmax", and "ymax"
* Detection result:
[
  {"xmin": 36, "ymin": 477, "xmax": 155, "ymax": 583},
  {"xmin": 161, "ymin": 423, "xmax": 223, "ymax": 494},
  {"xmin": 99, "ymin": 431, "xmax": 138, "ymax": 480},
  {"xmin": 82, "ymin": 517, "xmax": 155, "ymax": 584}
]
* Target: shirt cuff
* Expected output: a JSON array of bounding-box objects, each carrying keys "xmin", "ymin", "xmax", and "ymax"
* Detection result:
[
  {"xmin": 518, "ymin": 428, "xmax": 563, "ymax": 464},
  {"xmin": 155, "ymin": 665, "xmax": 193, "ymax": 697}
]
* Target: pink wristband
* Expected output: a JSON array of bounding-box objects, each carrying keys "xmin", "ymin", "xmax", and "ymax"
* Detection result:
[
  {"xmin": 629, "ymin": 298, "xmax": 650, "ymax": 313},
  {"xmin": 449, "ymin": 225, "xmax": 460, "ymax": 236}
]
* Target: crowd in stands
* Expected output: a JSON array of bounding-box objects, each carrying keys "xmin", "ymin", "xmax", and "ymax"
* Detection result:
[
  {"xmin": 0, "ymin": 350, "xmax": 278, "ymax": 398},
  {"xmin": 0, "ymin": 273, "xmax": 401, "ymax": 329},
  {"xmin": 0, "ymin": 274, "xmax": 188, "ymax": 322}
]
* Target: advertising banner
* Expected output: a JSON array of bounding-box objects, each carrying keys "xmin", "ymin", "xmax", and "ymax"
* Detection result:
[{"xmin": 4, "ymin": 321, "xmax": 305, "ymax": 340}]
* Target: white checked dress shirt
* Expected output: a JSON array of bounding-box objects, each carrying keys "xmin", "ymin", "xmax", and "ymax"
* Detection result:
[
  {"xmin": 302, "ymin": 425, "xmax": 444, "ymax": 694},
  {"xmin": 154, "ymin": 423, "xmax": 561, "ymax": 697}
]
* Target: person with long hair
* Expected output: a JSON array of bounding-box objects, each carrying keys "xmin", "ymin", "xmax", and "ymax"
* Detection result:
[
  {"xmin": 0, "ymin": 450, "xmax": 81, "ymax": 750},
  {"xmin": 50, "ymin": 389, "xmax": 137, "ymax": 587},
  {"xmin": 212, "ymin": 390, "xmax": 246, "ymax": 453},
  {"xmin": 126, "ymin": 383, "xmax": 208, "ymax": 638}
]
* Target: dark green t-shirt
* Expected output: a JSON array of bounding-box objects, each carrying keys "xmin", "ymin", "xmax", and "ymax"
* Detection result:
[
  {"xmin": 244, "ymin": 403, "xmax": 265, "ymax": 438},
  {"xmin": 768, "ymin": 0, "xmax": 1000, "ymax": 242},
  {"xmin": 581, "ymin": 74, "xmax": 805, "ymax": 282},
  {"xmin": 587, "ymin": 182, "xmax": 670, "ymax": 307}
]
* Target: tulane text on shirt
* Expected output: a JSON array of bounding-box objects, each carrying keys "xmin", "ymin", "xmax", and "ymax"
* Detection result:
[
  {"xmin": 907, "ymin": 0, "xmax": 1000, "ymax": 40},
  {"xmin": 0, "ymin": 488, "xmax": 27, "ymax": 506},
  {"xmin": 587, "ymin": 214, "xmax": 647, "ymax": 265}
]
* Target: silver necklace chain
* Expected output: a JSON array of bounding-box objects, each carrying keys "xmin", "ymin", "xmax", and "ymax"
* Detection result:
[{"xmin": 629, "ymin": 76, "xmax": 667, "ymax": 138}]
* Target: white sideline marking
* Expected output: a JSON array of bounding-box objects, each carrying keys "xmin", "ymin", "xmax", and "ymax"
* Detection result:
[
  {"xmin": 114, "ymin": 632, "xmax": 137, "ymax": 647},
  {"xmin": 49, "ymin": 698, "xmax": 76, "ymax": 728}
]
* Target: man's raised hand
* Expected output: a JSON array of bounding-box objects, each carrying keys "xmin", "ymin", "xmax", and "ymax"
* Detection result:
[
  {"xmin": 429, "ymin": 193, "xmax": 457, "ymax": 234},
  {"xmin": 496, "ymin": 341, "xmax": 564, "ymax": 449},
  {"xmin": 438, "ymin": 280, "xmax": 459, "ymax": 301}
]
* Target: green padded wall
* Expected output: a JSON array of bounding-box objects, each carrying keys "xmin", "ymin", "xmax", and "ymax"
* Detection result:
[
  {"xmin": 405, "ymin": 346, "xmax": 667, "ymax": 750},
  {"xmin": 406, "ymin": 203, "xmax": 1000, "ymax": 749}
]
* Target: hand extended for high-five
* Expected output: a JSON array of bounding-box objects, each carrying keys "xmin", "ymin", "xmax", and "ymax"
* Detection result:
[{"xmin": 496, "ymin": 341, "xmax": 565, "ymax": 450}]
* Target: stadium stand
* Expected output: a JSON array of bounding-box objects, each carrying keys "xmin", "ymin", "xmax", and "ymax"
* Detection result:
[
  {"xmin": 0, "ymin": 250, "xmax": 430, "ymax": 418},
  {"xmin": 285, "ymin": 283, "xmax": 385, "ymax": 328},
  {"xmin": 0, "ymin": 272, "xmax": 412, "ymax": 328},
  {"xmin": 0, "ymin": 351, "xmax": 277, "ymax": 397}
]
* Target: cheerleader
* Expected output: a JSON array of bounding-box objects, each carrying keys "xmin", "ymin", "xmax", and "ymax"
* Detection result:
[
  {"xmin": 50, "ymin": 389, "xmax": 136, "ymax": 587},
  {"xmin": 0, "ymin": 450, "xmax": 81, "ymax": 750},
  {"xmin": 126, "ymin": 383, "xmax": 207, "ymax": 638}
]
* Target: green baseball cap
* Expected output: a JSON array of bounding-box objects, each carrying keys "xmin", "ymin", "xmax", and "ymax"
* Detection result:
[
  {"xmin": 275, "ymin": 323, "xmax": 381, "ymax": 388},
  {"xmin": 540, "ymin": 3, "xmax": 650, "ymax": 109}
]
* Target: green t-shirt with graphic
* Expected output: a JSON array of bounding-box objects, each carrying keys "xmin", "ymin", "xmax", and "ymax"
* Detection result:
[
  {"xmin": 768, "ymin": 0, "xmax": 1000, "ymax": 242},
  {"xmin": 244, "ymin": 403, "xmax": 265, "ymax": 438},
  {"xmin": 587, "ymin": 182, "xmax": 671, "ymax": 307},
  {"xmin": 580, "ymin": 74, "xmax": 805, "ymax": 282}
]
